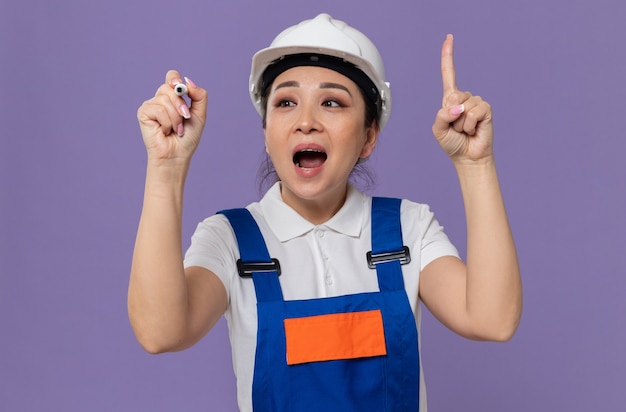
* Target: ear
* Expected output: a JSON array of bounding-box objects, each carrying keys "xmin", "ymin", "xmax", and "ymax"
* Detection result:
[
  {"xmin": 359, "ymin": 122, "xmax": 380, "ymax": 159},
  {"xmin": 263, "ymin": 129, "xmax": 270, "ymax": 154}
]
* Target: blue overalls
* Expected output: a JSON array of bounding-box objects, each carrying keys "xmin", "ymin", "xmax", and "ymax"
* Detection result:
[{"xmin": 220, "ymin": 197, "xmax": 419, "ymax": 411}]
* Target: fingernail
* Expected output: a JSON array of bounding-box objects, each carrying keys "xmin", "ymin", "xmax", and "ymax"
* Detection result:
[
  {"xmin": 450, "ymin": 104, "xmax": 465, "ymax": 116},
  {"xmin": 180, "ymin": 104, "xmax": 191, "ymax": 119},
  {"xmin": 177, "ymin": 123, "xmax": 184, "ymax": 137},
  {"xmin": 184, "ymin": 76, "xmax": 196, "ymax": 88},
  {"xmin": 170, "ymin": 78, "xmax": 183, "ymax": 86}
]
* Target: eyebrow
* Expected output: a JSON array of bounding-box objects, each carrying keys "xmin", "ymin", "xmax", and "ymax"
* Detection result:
[
  {"xmin": 273, "ymin": 81, "xmax": 353, "ymax": 97},
  {"xmin": 320, "ymin": 82, "xmax": 352, "ymax": 96},
  {"xmin": 273, "ymin": 81, "xmax": 299, "ymax": 91}
]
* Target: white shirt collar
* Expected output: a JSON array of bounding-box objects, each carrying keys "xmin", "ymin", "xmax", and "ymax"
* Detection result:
[{"xmin": 259, "ymin": 182, "xmax": 366, "ymax": 242}]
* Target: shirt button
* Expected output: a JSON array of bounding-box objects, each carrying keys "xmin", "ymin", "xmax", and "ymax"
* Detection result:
[
  {"xmin": 325, "ymin": 276, "xmax": 333, "ymax": 286},
  {"xmin": 316, "ymin": 230, "xmax": 325, "ymax": 238}
]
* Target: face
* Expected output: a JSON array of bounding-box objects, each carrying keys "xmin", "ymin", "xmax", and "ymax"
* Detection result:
[{"xmin": 264, "ymin": 65, "xmax": 379, "ymax": 220}]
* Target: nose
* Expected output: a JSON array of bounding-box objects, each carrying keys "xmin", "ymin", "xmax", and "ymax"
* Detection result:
[{"xmin": 295, "ymin": 102, "xmax": 321, "ymax": 134}]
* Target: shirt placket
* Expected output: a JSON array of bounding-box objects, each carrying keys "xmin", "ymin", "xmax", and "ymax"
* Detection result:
[{"xmin": 313, "ymin": 226, "xmax": 334, "ymax": 292}]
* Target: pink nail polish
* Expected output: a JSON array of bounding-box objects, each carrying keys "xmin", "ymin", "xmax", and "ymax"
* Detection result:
[
  {"xmin": 450, "ymin": 104, "xmax": 465, "ymax": 116},
  {"xmin": 184, "ymin": 76, "xmax": 196, "ymax": 88},
  {"xmin": 180, "ymin": 104, "xmax": 191, "ymax": 119},
  {"xmin": 177, "ymin": 123, "xmax": 184, "ymax": 137}
]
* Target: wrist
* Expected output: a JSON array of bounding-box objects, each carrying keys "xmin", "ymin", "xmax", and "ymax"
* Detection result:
[
  {"xmin": 452, "ymin": 156, "xmax": 501, "ymax": 192},
  {"xmin": 144, "ymin": 158, "xmax": 190, "ymax": 199},
  {"xmin": 146, "ymin": 155, "xmax": 190, "ymax": 178},
  {"xmin": 453, "ymin": 154, "xmax": 496, "ymax": 175}
]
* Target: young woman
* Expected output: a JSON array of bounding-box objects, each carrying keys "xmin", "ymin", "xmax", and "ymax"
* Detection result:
[{"xmin": 129, "ymin": 13, "xmax": 522, "ymax": 411}]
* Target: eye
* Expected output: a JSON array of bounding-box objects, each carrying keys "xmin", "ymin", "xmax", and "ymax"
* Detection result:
[
  {"xmin": 322, "ymin": 99, "xmax": 343, "ymax": 108},
  {"xmin": 276, "ymin": 99, "xmax": 296, "ymax": 108}
]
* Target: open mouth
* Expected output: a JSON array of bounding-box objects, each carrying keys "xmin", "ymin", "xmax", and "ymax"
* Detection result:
[{"xmin": 293, "ymin": 149, "xmax": 328, "ymax": 169}]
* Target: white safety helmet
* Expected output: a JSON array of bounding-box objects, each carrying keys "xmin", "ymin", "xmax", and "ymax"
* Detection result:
[{"xmin": 249, "ymin": 13, "xmax": 392, "ymax": 129}]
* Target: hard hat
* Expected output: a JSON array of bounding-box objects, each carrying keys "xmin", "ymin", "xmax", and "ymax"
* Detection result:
[{"xmin": 249, "ymin": 13, "xmax": 392, "ymax": 129}]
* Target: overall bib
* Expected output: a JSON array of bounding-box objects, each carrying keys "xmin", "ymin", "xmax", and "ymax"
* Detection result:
[{"xmin": 220, "ymin": 197, "xmax": 419, "ymax": 411}]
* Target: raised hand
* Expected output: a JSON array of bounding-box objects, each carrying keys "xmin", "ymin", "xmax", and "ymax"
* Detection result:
[
  {"xmin": 431, "ymin": 35, "xmax": 494, "ymax": 164},
  {"xmin": 137, "ymin": 70, "xmax": 208, "ymax": 164}
]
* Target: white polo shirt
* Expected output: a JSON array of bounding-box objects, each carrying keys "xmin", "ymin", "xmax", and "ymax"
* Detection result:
[{"xmin": 184, "ymin": 182, "xmax": 459, "ymax": 412}]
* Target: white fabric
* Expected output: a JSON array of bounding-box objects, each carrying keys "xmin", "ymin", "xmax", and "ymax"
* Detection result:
[{"xmin": 184, "ymin": 182, "xmax": 459, "ymax": 412}]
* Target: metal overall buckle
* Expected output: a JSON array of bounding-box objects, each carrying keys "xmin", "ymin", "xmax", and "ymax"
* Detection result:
[
  {"xmin": 237, "ymin": 258, "xmax": 282, "ymax": 278},
  {"xmin": 366, "ymin": 246, "xmax": 411, "ymax": 269}
]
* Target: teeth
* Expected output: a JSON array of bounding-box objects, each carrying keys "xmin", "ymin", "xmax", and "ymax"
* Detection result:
[
  {"xmin": 293, "ymin": 149, "xmax": 327, "ymax": 169},
  {"xmin": 298, "ymin": 149, "xmax": 323, "ymax": 156}
]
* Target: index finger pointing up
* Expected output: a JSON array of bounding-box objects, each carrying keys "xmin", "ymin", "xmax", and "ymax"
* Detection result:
[{"xmin": 441, "ymin": 34, "xmax": 457, "ymax": 99}]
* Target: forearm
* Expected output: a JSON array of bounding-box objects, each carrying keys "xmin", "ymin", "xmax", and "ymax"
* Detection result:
[
  {"xmin": 455, "ymin": 157, "xmax": 522, "ymax": 341},
  {"xmin": 128, "ymin": 161, "xmax": 192, "ymax": 353}
]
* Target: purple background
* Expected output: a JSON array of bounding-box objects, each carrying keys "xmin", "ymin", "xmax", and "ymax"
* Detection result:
[{"xmin": 2, "ymin": 0, "xmax": 625, "ymax": 410}]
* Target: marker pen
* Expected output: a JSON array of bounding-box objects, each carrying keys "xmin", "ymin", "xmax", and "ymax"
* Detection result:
[{"xmin": 174, "ymin": 83, "xmax": 188, "ymax": 96}]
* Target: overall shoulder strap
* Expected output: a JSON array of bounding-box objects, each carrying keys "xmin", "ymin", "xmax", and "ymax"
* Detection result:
[
  {"xmin": 370, "ymin": 197, "xmax": 410, "ymax": 292},
  {"xmin": 219, "ymin": 208, "xmax": 283, "ymax": 302}
]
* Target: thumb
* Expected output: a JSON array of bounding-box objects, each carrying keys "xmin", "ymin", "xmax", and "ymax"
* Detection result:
[{"xmin": 432, "ymin": 104, "xmax": 465, "ymax": 137}]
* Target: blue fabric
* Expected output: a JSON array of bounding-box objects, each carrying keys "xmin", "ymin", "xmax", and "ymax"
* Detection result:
[
  {"xmin": 219, "ymin": 208, "xmax": 283, "ymax": 302},
  {"xmin": 220, "ymin": 198, "xmax": 419, "ymax": 411},
  {"xmin": 371, "ymin": 197, "xmax": 405, "ymax": 292}
]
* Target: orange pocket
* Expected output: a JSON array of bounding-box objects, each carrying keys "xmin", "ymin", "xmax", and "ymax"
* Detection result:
[{"xmin": 284, "ymin": 310, "xmax": 387, "ymax": 366}]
